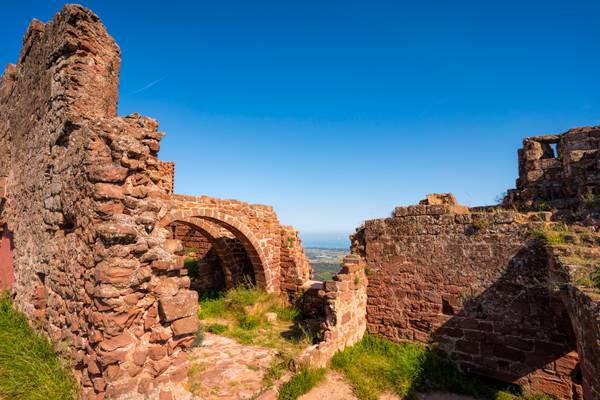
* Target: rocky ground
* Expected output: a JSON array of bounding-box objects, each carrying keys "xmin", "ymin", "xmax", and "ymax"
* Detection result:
[{"xmin": 187, "ymin": 334, "xmax": 276, "ymax": 400}]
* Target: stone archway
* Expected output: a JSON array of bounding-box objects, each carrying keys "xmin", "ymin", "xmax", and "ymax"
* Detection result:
[{"xmin": 159, "ymin": 209, "xmax": 276, "ymax": 292}]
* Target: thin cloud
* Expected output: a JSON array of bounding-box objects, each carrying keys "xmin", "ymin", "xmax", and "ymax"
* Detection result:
[{"xmin": 130, "ymin": 76, "xmax": 167, "ymax": 94}]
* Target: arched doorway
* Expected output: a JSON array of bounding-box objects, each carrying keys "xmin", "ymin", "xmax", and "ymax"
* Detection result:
[
  {"xmin": 160, "ymin": 208, "xmax": 275, "ymax": 294},
  {"xmin": 165, "ymin": 218, "xmax": 256, "ymax": 295}
]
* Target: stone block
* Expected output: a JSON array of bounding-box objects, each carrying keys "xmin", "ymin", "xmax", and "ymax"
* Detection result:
[{"xmin": 158, "ymin": 291, "xmax": 198, "ymax": 322}]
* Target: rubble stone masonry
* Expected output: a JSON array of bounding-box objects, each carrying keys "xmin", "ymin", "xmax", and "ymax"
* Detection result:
[
  {"xmin": 352, "ymin": 202, "xmax": 584, "ymax": 398},
  {"xmin": 2, "ymin": 4, "xmax": 599, "ymax": 400},
  {"xmin": 505, "ymin": 126, "xmax": 600, "ymax": 211},
  {"xmin": 0, "ymin": 5, "xmax": 311, "ymax": 399}
]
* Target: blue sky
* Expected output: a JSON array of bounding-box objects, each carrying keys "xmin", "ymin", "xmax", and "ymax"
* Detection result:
[{"xmin": 2, "ymin": 1, "xmax": 600, "ymax": 246}]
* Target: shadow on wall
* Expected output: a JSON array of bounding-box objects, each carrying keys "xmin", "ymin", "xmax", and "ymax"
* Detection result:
[{"xmin": 431, "ymin": 242, "xmax": 581, "ymax": 398}]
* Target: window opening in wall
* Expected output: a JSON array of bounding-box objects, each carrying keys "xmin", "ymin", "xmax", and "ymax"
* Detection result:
[{"xmin": 551, "ymin": 143, "xmax": 560, "ymax": 159}]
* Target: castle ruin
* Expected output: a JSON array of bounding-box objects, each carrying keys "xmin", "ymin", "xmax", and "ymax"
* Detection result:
[{"xmin": 0, "ymin": 5, "xmax": 598, "ymax": 400}]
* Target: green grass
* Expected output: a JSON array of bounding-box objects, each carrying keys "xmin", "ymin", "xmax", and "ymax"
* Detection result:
[
  {"xmin": 278, "ymin": 368, "xmax": 327, "ymax": 400},
  {"xmin": 331, "ymin": 334, "xmax": 552, "ymax": 400},
  {"xmin": 197, "ymin": 285, "xmax": 315, "ymax": 353},
  {"xmin": 529, "ymin": 228, "xmax": 567, "ymax": 245},
  {"xmin": 0, "ymin": 292, "xmax": 78, "ymax": 400}
]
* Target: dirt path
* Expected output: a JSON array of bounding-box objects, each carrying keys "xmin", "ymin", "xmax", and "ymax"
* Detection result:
[
  {"xmin": 187, "ymin": 333, "xmax": 276, "ymax": 400},
  {"xmin": 298, "ymin": 372, "xmax": 359, "ymax": 400},
  {"xmin": 299, "ymin": 371, "xmax": 476, "ymax": 400}
]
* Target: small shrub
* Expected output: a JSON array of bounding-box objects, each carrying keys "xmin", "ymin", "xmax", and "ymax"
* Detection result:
[
  {"xmin": 364, "ymin": 265, "xmax": 372, "ymax": 276},
  {"xmin": 528, "ymin": 224, "xmax": 569, "ymax": 245},
  {"xmin": 184, "ymin": 257, "xmax": 199, "ymax": 280},
  {"xmin": 536, "ymin": 202, "xmax": 552, "ymax": 211},
  {"xmin": 354, "ymin": 276, "xmax": 360, "ymax": 285},
  {"xmin": 230, "ymin": 327, "xmax": 254, "ymax": 344},
  {"xmin": 198, "ymin": 296, "xmax": 226, "ymax": 320},
  {"xmin": 581, "ymin": 191, "xmax": 598, "ymax": 210},
  {"xmin": 471, "ymin": 218, "xmax": 488, "ymax": 232},
  {"xmin": 272, "ymin": 306, "xmax": 299, "ymax": 322},
  {"xmin": 192, "ymin": 327, "xmax": 205, "ymax": 347},
  {"xmin": 206, "ymin": 323, "xmax": 228, "ymax": 334},
  {"xmin": 263, "ymin": 353, "xmax": 294, "ymax": 388},
  {"xmin": 278, "ymin": 368, "xmax": 327, "ymax": 400},
  {"xmin": 237, "ymin": 314, "xmax": 261, "ymax": 330}
]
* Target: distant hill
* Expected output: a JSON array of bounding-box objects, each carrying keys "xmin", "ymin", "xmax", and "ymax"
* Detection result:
[{"xmin": 305, "ymin": 247, "xmax": 348, "ymax": 281}]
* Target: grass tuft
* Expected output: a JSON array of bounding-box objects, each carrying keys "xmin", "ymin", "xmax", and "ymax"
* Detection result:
[
  {"xmin": 332, "ymin": 334, "xmax": 551, "ymax": 400},
  {"xmin": 278, "ymin": 368, "xmax": 327, "ymax": 400},
  {"xmin": 0, "ymin": 292, "xmax": 78, "ymax": 400},
  {"xmin": 197, "ymin": 285, "xmax": 316, "ymax": 354}
]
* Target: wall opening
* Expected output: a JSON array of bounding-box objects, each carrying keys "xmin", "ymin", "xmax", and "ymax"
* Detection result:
[
  {"xmin": 0, "ymin": 225, "xmax": 15, "ymax": 290},
  {"xmin": 167, "ymin": 221, "xmax": 256, "ymax": 296}
]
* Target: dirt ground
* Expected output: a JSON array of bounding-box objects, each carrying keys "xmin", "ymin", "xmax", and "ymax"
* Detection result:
[{"xmin": 299, "ymin": 371, "xmax": 476, "ymax": 400}]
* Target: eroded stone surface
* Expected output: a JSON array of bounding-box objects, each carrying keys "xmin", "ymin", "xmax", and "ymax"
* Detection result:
[{"xmin": 188, "ymin": 334, "xmax": 276, "ymax": 400}]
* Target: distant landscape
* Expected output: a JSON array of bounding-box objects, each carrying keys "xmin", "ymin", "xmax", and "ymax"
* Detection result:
[{"xmin": 305, "ymin": 247, "xmax": 348, "ymax": 281}]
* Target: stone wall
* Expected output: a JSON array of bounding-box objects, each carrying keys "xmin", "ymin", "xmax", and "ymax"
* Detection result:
[
  {"xmin": 280, "ymin": 226, "xmax": 312, "ymax": 297},
  {"xmin": 0, "ymin": 7, "xmax": 197, "ymax": 398},
  {"xmin": 548, "ymin": 245, "xmax": 600, "ymax": 399},
  {"xmin": 352, "ymin": 201, "xmax": 582, "ymax": 398},
  {"xmin": 505, "ymin": 126, "xmax": 600, "ymax": 211},
  {"xmin": 299, "ymin": 255, "xmax": 368, "ymax": 368},
  {"xmin": 157, "ymin": 161, "xmax": 175, "ymax": 195},
  {"xmin": 160, "ymin": 195, "xmax": 311, "ymax": 296}
]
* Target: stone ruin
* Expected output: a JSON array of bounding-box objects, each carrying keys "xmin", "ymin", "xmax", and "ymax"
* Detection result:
[
  {"xmin": 352, "ymin": 131, "xmax": 600, "ymax": 399},
  {"xmin": 0, "ymin": 4, "xmax": 598, "ymax": 400}
]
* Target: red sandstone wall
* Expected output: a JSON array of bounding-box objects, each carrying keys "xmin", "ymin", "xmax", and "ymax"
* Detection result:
[
  {"xmin": 157, "ymin": 161, "xmax": 175, "ymax": 195},
  {"xmin": 0, "ymin": 228, "xmax": 15, "ymax": 290},
  {"xmin": 352, "ymin": 204, "xmax": 581, "ymax": 398},
  {"xmin": 280, "ymin": 226, "xmax": 312, "ymax": 296},
  {"xmin": 0, "ymin": 7, "xmax": 197, "ymax": 399},
  {"xmin": 299, "ymin": 255, "xmax": 368, "ymax": 367},
  {"xmin": 505, "ymin": 127, "xmax": 600, "ymax": 211},
  {"xmin": 549, "ymin": 248, "xmax": 600, "ymax": 399}
]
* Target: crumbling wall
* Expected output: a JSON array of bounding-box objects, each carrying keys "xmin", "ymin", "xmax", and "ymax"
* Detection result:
[
  {"xmin": 548, "ymin": 246, "xmax": 600, "ymax": 399},
  {"xmin": 505, "ymin": 126, "xmax": 600, "ymax": 211},
  {"xmin": 161, "ymin": 195, "xmax": 312, "ymax": 294},
  {"xmin": 157, "ymin": 160, "xmax": 175, "ymax": 195},
  {"xmin": 299, "ymin": 254, "xmax": 367, "ymax": 367},
  {"xmin": 0, "ymin": 6, "xmax": 197, "ymax": 399},
  {"xmin": 352, "ymin": 201, "xmax": 582, "ymax": 398},
  {"xmin": 280, "ymin": 226, "xmax": 312, "ymax": 297}
]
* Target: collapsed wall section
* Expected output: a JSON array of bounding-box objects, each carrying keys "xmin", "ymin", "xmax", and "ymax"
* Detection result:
[
  {"xmin": 352, "ymin": 202, "xmax": 581, "ymax": 398},
  {"xmin": 299, "ymin": 254, "xmax": 368, "ymax": 367},
  {"xmin": 505, "ymin": 126, "xmax": 600, "ymax": 211}
]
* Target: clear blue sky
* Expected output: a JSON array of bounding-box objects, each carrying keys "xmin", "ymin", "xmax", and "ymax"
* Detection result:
[{"xmin": 2, "ymin": 2, "xmax": 600, "ymax": 246}]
